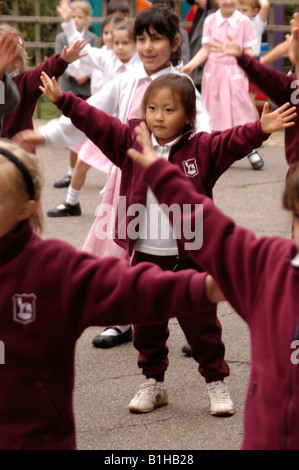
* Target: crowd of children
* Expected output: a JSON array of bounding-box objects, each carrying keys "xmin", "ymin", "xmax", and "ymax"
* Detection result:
[{"xmin": 1, "ymin": 0, "xmax": 299, "ymax": 450}]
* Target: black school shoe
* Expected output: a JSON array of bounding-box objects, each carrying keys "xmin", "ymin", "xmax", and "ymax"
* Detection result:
[
  {"xmin": 53, "ymin": 174, "xmax": 72, "ymax": 188},
  {"xmin": 47, "ymin": 202, "xmax": 81, "ymax": 217},
  {"xmin": 247, "ymin": 150, "xmax": 264, "ymax": 170},
  {"xmin": 92, "ymin": 326, "xmax": 133, "ymax": 348}
]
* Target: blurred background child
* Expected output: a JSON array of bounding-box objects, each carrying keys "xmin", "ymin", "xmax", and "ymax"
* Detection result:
[
  {"xmin": 54, "ymin": 0, "xmax": 100, "ymax": 189},
  {"xmin": 181, "ymin": 0, "xmax": 265, "ymax": 170},
  {"xmin": 0, "ymin": 32, "xmax": 20, "ymax": 132},
  {"xmin": 237, "ymin": 0, "xmax": 270, "ymax": 119}
]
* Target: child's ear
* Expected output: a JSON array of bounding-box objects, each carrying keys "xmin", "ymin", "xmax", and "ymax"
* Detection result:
[
  {"xmin": 18, "ymin": 200, "xmax": 37, "ymax": 222},
  {"xmin": 186, "ymin": 109, "xmax": 197, "ymax": 125},
  {"xmin": 171, "ymin": 34, "xmax": 181, "ymax": 52}
]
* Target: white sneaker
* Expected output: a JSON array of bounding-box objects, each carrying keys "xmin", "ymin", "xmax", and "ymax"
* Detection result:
[
  {"xmin": 128, "ymin": 378, "xmax": 168, "ymax": 413},
  {"xmin": 206, "ymin": 380, "xmax": 234, "ymax": 416}
]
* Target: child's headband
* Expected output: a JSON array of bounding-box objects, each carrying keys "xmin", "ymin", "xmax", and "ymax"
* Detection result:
[{"xmin": 0, "ymin": 147, "xmax": 35, "ymax": 200}]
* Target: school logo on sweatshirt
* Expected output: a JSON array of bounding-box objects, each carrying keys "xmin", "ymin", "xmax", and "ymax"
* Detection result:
[
  {"xmin": 182, "ymin": 159, "xmax": 199, "ymax": 178},
  {"xmin": 13, "ymin": 294, "xmax": 36, "ymax": 325}
]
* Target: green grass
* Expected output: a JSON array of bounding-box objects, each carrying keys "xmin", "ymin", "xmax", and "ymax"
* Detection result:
[{"xmin": 33, "ymin": 96, "xmax": 61, "ymax": 120}]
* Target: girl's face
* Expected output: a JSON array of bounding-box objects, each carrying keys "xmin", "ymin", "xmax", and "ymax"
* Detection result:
[
  {"xmin": 112, "ymin": 30, "xmax": 135, "ymax": 63},
  {"xmin": 145, "ymin": 87, "xmax": 191, "ymax": 146},
  {"xmin": 217, "ymin": 0, "xmax": 238, "ymax": 17},
  {"xmin": 136, "ymin": 26, "xmax": 180, "ymax": 76},
  {"xmin": 102, "ymin": 22, "xmax": 116, "ymax": 49},
  {"xmin": 71, "ymin": 8, "xmax": 88, "ymax": 33},
  {"xmin": 0, "ymin": 170, "xmax": 29, "ymax": 238}
]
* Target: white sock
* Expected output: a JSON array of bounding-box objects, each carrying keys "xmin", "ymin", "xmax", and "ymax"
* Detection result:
[
  {"xmin": 66, "ymin": 186, "xmax": 81, "ymax": 206},
  {"xmin": 157, "ymin": 381, "xmax": 165, "ymax": 387},
  {"xmin": 68, "ymin": 166, "xmax": 74, "ymax": 176}
]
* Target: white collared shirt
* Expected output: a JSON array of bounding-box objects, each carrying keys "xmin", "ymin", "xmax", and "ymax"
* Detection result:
[
  {"xmin": 133, "ymin": 134, "xmax": 182, "ymax": 256},
  {"xmin": 215, "ymin": 8, "xmax": 243, "ymax": 27},
  {"xmin": 291, "ymin": 252, "xmax": 299, "ymax": 268},
  {"xmin": 202, "ymin": 9, "xmax": 254, "ymax": 50}
]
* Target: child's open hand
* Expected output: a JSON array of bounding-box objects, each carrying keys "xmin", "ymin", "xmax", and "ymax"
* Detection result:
[
  {"xmin": 210, "ymin": 35, "xmax": 242, "ymax": 58},
  {"xmin": 127, "ymin": 122, "xmax": 158, "ymax": 168},
  {"xmin": 39, "ymin": 72, "xmax": 63, "ymax": 103},
  {"xmin": 260, "ymin": 102, "xmax": 297, "ymax": 134},
  {"xmin": 0, "ymin": 32, "xmax": 19, "ymax": 78},
  {"xmin": 61, "ymin": 38, "xmax": 88, "ymax": 64},
  {"xmin": 12, "ymin": 129, "xmax": 46, "ymax": 151},
  {"xmin": 57, "ymin": 0, "xmax": 72, "ymax": 23}
]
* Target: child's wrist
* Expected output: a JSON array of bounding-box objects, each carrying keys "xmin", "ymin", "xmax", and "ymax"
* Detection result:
[{"xmin": 53, "ymin": 92, "xmax": 64, "ymax": 105}]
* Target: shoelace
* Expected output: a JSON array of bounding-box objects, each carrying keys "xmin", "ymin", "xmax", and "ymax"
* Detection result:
[
  {"xmin": 135, "ymin": 383, "xmax": 156, "ymax": 398},
  {"xmin": 207, "ymin": 383, "xmax": 229, "ymax": 402}
]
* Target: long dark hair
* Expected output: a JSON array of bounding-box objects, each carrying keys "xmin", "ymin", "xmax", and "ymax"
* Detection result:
[{"xmin": 134, "ymin": 6, "xmax": 181, "ymax": 66}]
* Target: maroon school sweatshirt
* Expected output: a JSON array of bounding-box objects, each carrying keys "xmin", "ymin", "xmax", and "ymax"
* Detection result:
[
  {"xmin": 0, "ymin": 220, "xmax": 209, "ymax": 450},
  {"xmin": 144, "ymin": 157, "xmax": 299, "ymax": 450}
]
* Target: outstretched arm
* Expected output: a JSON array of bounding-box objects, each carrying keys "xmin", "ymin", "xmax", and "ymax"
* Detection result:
[
  {"xmin": 258, "ymin": 0, "xmax": 270, "ymax": 23},
  {"xmin": 60, "ymin": 38, "xmax": 88, "ymax": 64},
  {"xmin": 38, "ymin": 71, "xmax": 132, "ymax": 167},
  {"xmin": 56, "ymin": 0, "xmax": 72, "ymax": 23},
  {"xmin": 289, "ymin": 12, "xmax": 299, "ymax": 79},
  {"xmin": 180, "ymin": 44, "xmax": 210, "ymax": 75},
  {"xmin": 260, "ymin": 40, "xmax": 288, "ymax": 65}
]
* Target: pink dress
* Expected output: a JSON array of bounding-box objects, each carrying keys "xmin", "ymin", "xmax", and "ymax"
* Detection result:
[
  {"xmin": 201, "ymin": 9, "xmax": 256, "ymax": 131},
  {"xmin": 77, "ymin": 139, "xmax": 112, "ymax": 173},
  {"xmin": 82, "ymin": 77, "xmax": 152, "ymax": 258}
]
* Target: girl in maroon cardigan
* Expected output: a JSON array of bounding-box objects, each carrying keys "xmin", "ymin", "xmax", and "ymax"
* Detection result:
[
  {"xmin": 40, "ymin": 70, "xmax": 296, "ymax": 417},
  {"xmin": 0, "ymin": 139, "xmax": 216, "ymax": 450},
  {"xmin": 127, "ymin": 120, "xmax": 299, "ymax": 449}
]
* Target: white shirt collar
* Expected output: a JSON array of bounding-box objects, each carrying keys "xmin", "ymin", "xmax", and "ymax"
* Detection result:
[
  {"xmin": 135, "ymin": 62, "xmax": 177, "ymax": 80},
  {"xmin": 216, "ymin": 9, "xmax": 242, "ymax": 27},
  {"xmin": 290, "ymin": 252, "xmax": 299, "ymax": 268},
  {"xmin": 151, "ymin": 132, "xmax": 182, "ymax": 150}
]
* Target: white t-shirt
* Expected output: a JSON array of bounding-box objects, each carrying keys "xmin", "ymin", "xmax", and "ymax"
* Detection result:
[
  {"xmin": 133, "ymin": 134, "xmax": 181, "ymax": 256},
  {"xmin": 252, "ymin": 13, "xmax": 267, "ymax": 57}
]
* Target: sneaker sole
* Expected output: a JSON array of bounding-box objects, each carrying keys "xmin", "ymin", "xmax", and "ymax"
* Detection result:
[
  {"xmin": 209, "ymin": 408, "xmax": 235, "ymax": 417},
  {"xmin": 129, "ymin": 401, "xmax": 168, "ymax": 413},
  {"xmin": 92, "ymin": 335, "xmax": 133, "ymax": 348},
  {"xmin": 47, "ymin": 211, "xmax": 82, "ymax": 217}
]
